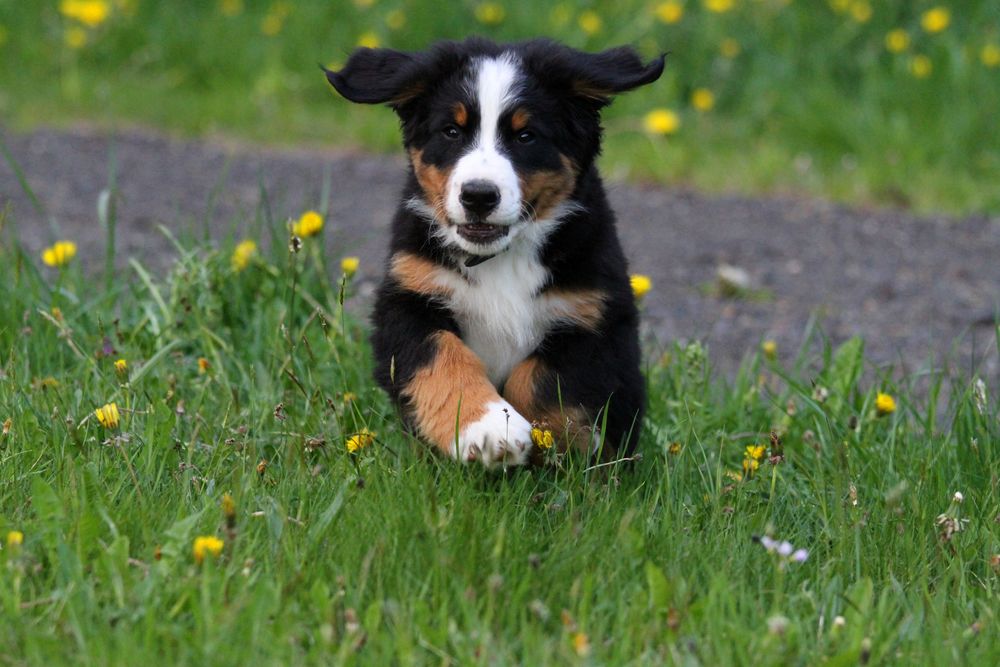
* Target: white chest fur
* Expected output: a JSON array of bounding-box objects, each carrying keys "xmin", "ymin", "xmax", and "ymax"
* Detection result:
[{"xmin": 447, "ymin": 248, "xmax": 550, "ymax": 386}]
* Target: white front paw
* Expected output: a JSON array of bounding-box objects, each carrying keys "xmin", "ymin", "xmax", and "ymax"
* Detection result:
[{"xmin": 456, "ymin": 400, "xmax": 533, "ymax": 468}]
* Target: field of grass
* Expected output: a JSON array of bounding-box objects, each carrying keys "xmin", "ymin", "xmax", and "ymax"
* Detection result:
[
  {"xmin": 1, "ymin": 1, "xmax": 999, "ymax": 214},
  {"xmin": 2, "ymin": 159, "xmax": 1000, "ymax": 665}
]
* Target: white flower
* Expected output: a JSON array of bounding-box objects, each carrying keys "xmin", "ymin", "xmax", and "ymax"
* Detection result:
[
  {"xmin": 791, "ymin": 548, "xmax": 809, "ymax": 562},
  {"xmin": 953, "ymin": 491, "xmax": 964, "ymax": 504}
]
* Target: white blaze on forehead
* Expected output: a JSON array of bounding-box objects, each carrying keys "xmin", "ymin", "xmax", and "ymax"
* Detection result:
[{"xmin": 445, "ymin": 54, "xmax": 523, "ymax": 234}]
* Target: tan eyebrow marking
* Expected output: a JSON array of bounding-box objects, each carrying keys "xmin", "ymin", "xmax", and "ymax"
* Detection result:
[
  {"xmin": 511, "ymin": 108, "xmax": 531, "ymax": 132},
  {"xmin": 453, "ymin": 102, "xmax": 468, "ymax": 127}
]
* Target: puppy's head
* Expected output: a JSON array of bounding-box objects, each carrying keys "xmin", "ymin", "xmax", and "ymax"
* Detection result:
[{"xmin": 326, "ymin": 38, "xmax": 664, "ymax": 258}]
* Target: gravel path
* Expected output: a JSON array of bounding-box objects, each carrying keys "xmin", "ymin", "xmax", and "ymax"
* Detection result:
[{"xmin": 3, "ymin": 126, "xmax": 999, "ymax": 377}]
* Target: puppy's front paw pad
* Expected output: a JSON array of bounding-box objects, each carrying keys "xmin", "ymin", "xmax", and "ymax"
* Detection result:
[{"xmin": 458, "ymin": 401, "xmax": 533, "ymax": 468}]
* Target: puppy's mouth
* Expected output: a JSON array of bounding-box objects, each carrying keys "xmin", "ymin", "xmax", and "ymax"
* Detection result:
[{"xmin": 455, "ymin": 222, "xmax": 511, "ymax": 245}]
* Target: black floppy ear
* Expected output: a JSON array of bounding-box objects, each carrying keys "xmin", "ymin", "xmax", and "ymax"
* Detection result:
[
  {"xmin": 523, "ymin": 41, "xmax": 665, "ymax": 105},
  {"xmin": 572, "ymin": 46, "xmax": 666, "ymax": 100},
  {"xmin": 323, "ymin": 47, "xmax": 424, "ymax": 106}
]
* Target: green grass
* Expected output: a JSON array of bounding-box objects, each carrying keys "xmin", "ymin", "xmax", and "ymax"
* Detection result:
[
  {"xmin": 1, "ymin": 1, "xmax": 999, "ymax": 214},
  {"xmin": 2, "ymin": 160, "xmax": 1000, "ymax": 665}
]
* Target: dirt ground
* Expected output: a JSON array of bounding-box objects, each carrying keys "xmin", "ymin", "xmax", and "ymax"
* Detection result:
[{"xmin": 2, "ymin": 126, "xmax": 999, "ymax": 378}]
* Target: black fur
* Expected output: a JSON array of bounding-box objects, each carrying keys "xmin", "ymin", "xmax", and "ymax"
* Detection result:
[{"xmin": 328, "ymin": 38, "xmax": 663, "ymax": 457}]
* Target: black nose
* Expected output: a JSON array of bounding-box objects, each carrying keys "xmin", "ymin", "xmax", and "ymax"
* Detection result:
[{"xmin": 459, "ymin": 180, "xmax": 500, "ymax": 217}]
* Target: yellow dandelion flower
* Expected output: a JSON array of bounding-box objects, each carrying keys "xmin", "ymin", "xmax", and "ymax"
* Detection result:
[
  {"xmin": 572, "ymin": 632, "xmax": 591, "ymax": 657},
  {"xmin": 578, "ymin": 10, "xmax": 603, "ymax": 35},
  {"xmin": 530, "ymin": 427, "xmax": 555, "ymax": 450},
  {"xmin": 2, "ymin": 417, "xmax": 11, "ymax": 436},
  {"xmin": 42, "ymin": 240, "xmax": 78, "ymax": 267},
  {"xmin": 745, "ymin": 444, "xmax": 766, "ymax": 461},
  {"xmin": 668, "ymin": 441, "xmax": 682, "ymax": 455},
  {"xmin": 60, "ymin": 0, "xmax": 111, "ymax": 28},
  {"xmin": 849, "ymin": 1, "xmax": 872, "ymax": 24},
  {"xmin": 742, "ymin": 457, "xmax": 760, "ymax": 474},
  {"xmin": 64, "ymin": 26, "xmax": 87, "ymax": 48},
  {"xmin": 357, "ymin": 31, "xmax": 380, "ymax": 49},
  {"xmin": 95, "ymin": 402, "xmax": 120, "ymax": 429},
  {"xmin": 885, "ymin": 29, "xmax": 910, "ymax": 53},
  {"xmin": 346, "ymin": 428, "xmax": 375, "ymax": 453},
  {"xmin": 643, "ymin": 109, "xmax": 680, "ymax": 136},
  {"xmin": 114, "ymin": 358, "xmax": 128, "ymax": 375},
  {"xmin": 703, "ymin": 0, "xmax": 734, "ymax": 13},
  {"xmin": 232, "ymin": 239, "xmax": 257, "ymax": 271},
  {"xmin": 630, "ymin": 274, "xmax": 653, "ymax": 299},
  {"xmin": 341, "ymin": 256, "xmax": 360, "ymax": 276},
  {"xmin": 910, "ymin": 55, "xmax": 932, "ymax": 78},
  {"xmin": 475, "ymin": 3, "xmax": 505, "ymax": 25},
  {"xmin": 655, "ymin": 1, "xmax": 684, "ymax": 24},
  {"xmin": 691, "ymin": 88, "xmax": 715, "ymax": 112},
  {"xmin": 6, "ymin": 530, "xmax": 23, "ymax": 548},
  {"xmin": 192, "ymin": 535, "xmax": 224, "ymax": 564},
  {"xmin": 51, "ymin": 307, "xmax": 64, "ymax": 322},
  {"xmin": 219, "ymin": 0, "xmax": 243, "ymax": 17},
  {"xmin": 197, "ymin": 357, "xmax": 210, "ymax": 374},
  {"xmin": 343, "ymin": 392, "xmax": 357, "ymax": 403},
  {"xmin": 875, "ymin": 392, "xmax": 896, "ymax": 416},
  {"xmin": 921, "ymin": 7, "xmax": 950, "ymax": 34},
  {"xmin": 720, "ymin": 38, "xmax": 741, "ymax": 58},
  {"xmin": 981, "ymin": 43, "xmax": 1000, "ymax": 68},
  {"xmin": 761, "ymin": 340, "xmax": 777, "ymax": 359},
  {"xmin": 385, "ymin": 9, "xmax": 406, "ymax": 30},
  {"xmin": 293, "ymin": 210, "xmax": 324, "ymax": 237}
]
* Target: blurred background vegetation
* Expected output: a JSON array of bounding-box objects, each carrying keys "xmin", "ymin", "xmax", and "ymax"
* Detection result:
[{"xmin": 0, "ymin": 0, "xmax": 998, "ymax": 214}]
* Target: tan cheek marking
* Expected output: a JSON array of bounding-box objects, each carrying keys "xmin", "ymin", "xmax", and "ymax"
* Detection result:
[
  {"xmin": 409, "ymin": 149, "xmax": 452, "ymax": 222},
  {"xmin": 542, "ymin": 289, "xmax": 607, "ymax": 332},
  {"xmin": 389, "ymin": 252, "xmax": 453, "ymax": 298},
  {"xmin": 402, "ymin": 331, "xmax": 501, "ymax": 455},
  {"xmin": 511, "ymin": 108, "xmax": 530, "ymax": 132},
  {"xmin": 518, "ymin": 154, "xmax": 577, "ymax": 220},
  {"xmin": 453, "ymin": 102, "xmax": 468, "ymax": 127}
]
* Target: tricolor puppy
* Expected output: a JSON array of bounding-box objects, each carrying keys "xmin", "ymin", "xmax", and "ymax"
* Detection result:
[{"xmin": 326, "ymin": 38, "xmax": 663, "ymax": 467}]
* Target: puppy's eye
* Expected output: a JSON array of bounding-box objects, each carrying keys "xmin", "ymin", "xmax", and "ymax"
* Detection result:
[
  {"xmin": 515, "ymin": 129, "xmax": 536, "ymax": 145},
  {"xmin": 442, "ymin": 125, "xmax": 461, "ymax": 140}
]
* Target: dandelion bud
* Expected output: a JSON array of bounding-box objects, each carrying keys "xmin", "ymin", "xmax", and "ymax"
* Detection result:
[{"xmin": 832, "ymin": 615, "xmax": 846, "ymax": 630}]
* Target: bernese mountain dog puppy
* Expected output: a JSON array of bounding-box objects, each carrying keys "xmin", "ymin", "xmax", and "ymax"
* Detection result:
[{"xmin": 325, "ymin": 38, "xmax": 664, "ymax": 467}]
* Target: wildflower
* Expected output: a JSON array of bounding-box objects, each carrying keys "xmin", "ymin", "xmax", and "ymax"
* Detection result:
[
  {"xmin": 51, "ymin": 307, "xmax": 64, "ymax": 322},
  {"xmin": 341, "ymin": 256, "xmax": 360, "ymax": 277},
  {"xmin": 654, "ymin": 1, "xmax": 684, "ymax": 24},
  {"xmin": 6, "ymin": 530, "xmax": 23, "ymax": 548},
  {"xmin": 293, "ymin": 210, "xmax": 324, "ymax": 238},
  {"xmin": 343, "ymin": 392, "xmax": 357, "ymax": 403},
  {"xmin": 936, "ymin": 513, "xmax": 968, "ymax": 542},
  {"xmin": 832, "ymin": 615, "xmax": 846, "ymax": 630},
  {"xmin": 953, "ymin": 491, "xmax": 964, "ymax": 504},
  {"xmin": 849, "ymin": 1, "xmax": 871, "ymax": 23},
  {"xmin": 767, "ymin": 615, "xmax": 789, "ymax": 636},
  {"xmin": 2, "ymin": 417, "xmax": 10, "ymax": 436},
  {"xmin": 346, "ymin": 428, "xmax": 375, "ymax": 453},
  {"xmin": 982, "ymin": 43, "xmax": 1000, "ymax": 68},
  {"xmin": 571, "ymin": 632, "xmax": 591, "ymax": 657},
  {"xmin": 578, "ymin": 10, "xmax": 602, "ymax": 35},
  {"xmin": 875, "ymin": 392, "xmax": 896, "ymax": 416},
  {"xmin": 630, "ymin": 274, "xmax": 653, "ymax": 299},
  {"xmin": 232, "ymin": 239, "xmax": 257, "ymax": 271},
  {"xmin": 356, "ymin": 31, "xmax": 380, "ymax": 49},
  {"xmin": 757, "ymin": 535, "xmax": 809, "ymax": 564},
  {"xmin": 197, "ymin": 357, "xmax": 210, "ymax": 374},
  {"xmin": 742, "ymin": 456, "xmax": 760, "ymax": 475},
  {"xmin": 885, "ymin": 29, "xmax": 910, "ymax": 53},
  {"xmin": 60, "ymin": 0, "xmax": 111, "ymax": 28},
  {"xmin": 114, "ymin": 358, "xmax": 128, "ymax": 375},
  {"xmin": 95, "ymin": 402, "xmax": 120, "ymax": 429},
  {"xmin": 691, "ymin": 88, "xmax": 715, "ymax": 112},
  {"xmin": 745, "ymin": 444, "xmax": 766, "ymax": 461},
  {"xmin": 222, "ymin": 493, "xmax": 236, "ymax": 529},
  {"xmin": 385, "ymin": 9, "xmax": 405, "ymax": 30},
  {"xmin": 192, "ymin": 535, "xmax": 224, "ymax": 564},
  {"xmin": 725, "ymin": 470, "xmax": 743, "ymax": 482},
  {"xmin": 41, "ymin": 240, "xmax": 78, "ymax": 267},
  {"xmin": 644, "ymin": 109, "xmax": 680, "ymax": 136},
  {"xmin": 474, "ymin": 3, "xmax": 505, "ymax": 25},
  {"xmin": 256, "ymin": 459, "xmax": 268, "ymax": 476},
  {"xmin": 719, "ymin": 38, "xmax": 740, "ymax": 58},
  {"xmin": 920, "ymin": 7, "xmax": 950, "ymax": 34},
  {"xmin": 219, "ymin": 0, "xmax": 243, "ymax": 17},
  {"xmin": 703, "ymin": 0, "xmax": 734, "ymax": 12},
  {"xmin": 668, "ymin": 441, "xmax": 682, "ymax": 455},
  {"xmin": 531, "ymin": 427, "xmax": 555, "ymax": 450},
  {"xmin": 761, "ymin": 340, "xmax": 777, "ymax": 359}
]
